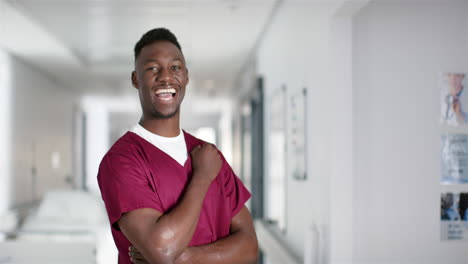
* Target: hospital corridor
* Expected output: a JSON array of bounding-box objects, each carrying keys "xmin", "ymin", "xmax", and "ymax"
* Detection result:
[{"xmin": 1, "ymin": 0, "xmax": 468, "ymax": 263}]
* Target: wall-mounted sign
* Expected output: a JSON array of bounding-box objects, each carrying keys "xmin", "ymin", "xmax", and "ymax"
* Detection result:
[
  {"xmin": 440, "ymin": 72, "xmax": 468, "ymax": 126},
  {"xmin": 441, "ymin": 192, "xmax": 468, "ymax": 241},
  {"xmin": 441, "ymin": 134, "xmax": 468, "ymax": 184},
  {"xmin": 289, "ymin": 87, "xmax": 307, "ymax": 180}
]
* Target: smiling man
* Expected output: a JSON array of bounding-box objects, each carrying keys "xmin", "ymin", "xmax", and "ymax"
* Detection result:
[{"xmin": 97, "ymin": 28, "xmax": 258, "ymax": 264}]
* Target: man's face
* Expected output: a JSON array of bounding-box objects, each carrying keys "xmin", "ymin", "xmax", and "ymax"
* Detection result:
[
  {"xmin": 447, "ymin": 73, "xmax": 465, "ymax": 96},
  {"xmin": 132, "ymin": 40, "xmax": 189, "ymax": 119}
]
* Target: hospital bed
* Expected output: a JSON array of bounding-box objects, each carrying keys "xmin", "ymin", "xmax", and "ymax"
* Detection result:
[
  {"xmin": 0, "ymin": 241, "xmax": 95, "ymax": 264},
  {"xmin": 13, "ymin": 190, "xmax": 117, "ymax": 264}
]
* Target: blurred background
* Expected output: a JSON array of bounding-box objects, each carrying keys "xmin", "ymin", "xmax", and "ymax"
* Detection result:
[{"xmin": 1, "ymin": 0, "xmax": 468, "ymax": 263}]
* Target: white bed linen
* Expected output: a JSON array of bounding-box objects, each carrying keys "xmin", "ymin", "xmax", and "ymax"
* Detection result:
[
  {"xmin": 0, "ymin": 241, "xmax": 95, "ymax": 264},
  {"xmin": 15, "ymin": 190, "xmax": 117, "ymax": 264}
]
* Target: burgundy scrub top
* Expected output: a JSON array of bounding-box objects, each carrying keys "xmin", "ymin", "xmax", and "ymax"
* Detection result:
[{"xmin": 97, "ymin": 131, "xmax": 251, "ymax": 264}]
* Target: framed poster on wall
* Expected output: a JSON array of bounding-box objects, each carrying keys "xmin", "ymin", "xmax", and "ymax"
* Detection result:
[
  {"xmin": 441, "ymin": 192, "xmax": 468, "ymax": 241},
  {"xmin": 289, "ymin": 87, "xmax": 307, "ymax": 181},
  {"xmin": 440, "ymin": 72, "xmax": 468, "ymax": 127},
  {"xmin": 266, "ymin": 85, "xmax": 287, "ymax": 231},
  {"xmin": 441, "ymin": 133, "xmax": 468, "ymax": 184}
]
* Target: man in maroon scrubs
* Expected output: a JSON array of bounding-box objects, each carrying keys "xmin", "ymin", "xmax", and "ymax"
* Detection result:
[{"xmin": 97, "ymin": 28, "xmax": 258, "ymax": 264}]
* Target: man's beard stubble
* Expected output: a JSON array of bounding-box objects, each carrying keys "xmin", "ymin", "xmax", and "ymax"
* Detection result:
[{"xmin": 150, "ymin": 105, "xmax": 180, "ymax": 120}]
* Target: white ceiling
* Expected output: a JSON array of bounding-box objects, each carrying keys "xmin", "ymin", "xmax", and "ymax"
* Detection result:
[{"xmin": 3, "ymin": 0, "xmax": 278, "ymax": 96}]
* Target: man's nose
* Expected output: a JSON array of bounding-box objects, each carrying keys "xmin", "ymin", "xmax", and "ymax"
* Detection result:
[{"xmin": 157, "ymin": 68, "xmax": 173, "ymax": 83}]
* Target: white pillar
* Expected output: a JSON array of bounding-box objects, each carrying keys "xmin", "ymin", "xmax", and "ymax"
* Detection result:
[
  {"xmin": 82, "ymin": 97, "xmax": 110, "ymax": 194},
  {"xmin": 0, "ymin": 49, "xmax": 12, "ymax": 213}
]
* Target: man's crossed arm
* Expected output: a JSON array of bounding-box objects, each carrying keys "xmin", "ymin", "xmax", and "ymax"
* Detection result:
[
  {"xmin": 126, "ymin": 206, "xmax": 257, "ymax": 264},
  {"xmin": 117, "ymin": 144, "xmax": 259, "ymax": 264}
]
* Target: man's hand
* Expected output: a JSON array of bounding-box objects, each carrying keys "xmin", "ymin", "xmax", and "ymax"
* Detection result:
[
  {"xmin": 190, "ymin": 143, "xmax": 222, "ymax": 183},
  {"xmin": 129, "ymin": 246, "xmax": 149, "ymax": 264},
  {"xmin": 129, "ymin": 245, "xmax": 193, "ymax": 264}
]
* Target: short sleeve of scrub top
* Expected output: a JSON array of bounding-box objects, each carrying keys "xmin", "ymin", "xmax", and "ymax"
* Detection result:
[
  {"xmin": 219, "ymin": 153, "xmax": 251, "ymax": 218},
  {"xmin": 98, "ymin": 151, "xmax": 163, "ymax": 231}
]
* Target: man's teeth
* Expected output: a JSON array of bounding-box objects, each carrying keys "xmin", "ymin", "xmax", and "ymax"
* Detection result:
[{"xmin": 156, "ymin": 88, "xmax": 176, "ymax": 95}]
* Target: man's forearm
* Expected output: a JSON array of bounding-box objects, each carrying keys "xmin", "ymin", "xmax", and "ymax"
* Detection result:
[
  {"xmin": 147, "ymin": 174, "xmax": 211, "ymax": 262},
  {"xmin": 175, "ymin": 228, "xmax": 258, "ymax": 264}
]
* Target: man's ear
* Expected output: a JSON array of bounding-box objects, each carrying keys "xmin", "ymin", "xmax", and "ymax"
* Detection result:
[{"xmin": 131, "ymin": 71, "xmax": 138, "ymax": 89}]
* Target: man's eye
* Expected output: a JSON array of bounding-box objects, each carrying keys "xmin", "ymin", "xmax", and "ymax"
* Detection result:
[
  {"xmin": 149, "ymin": 67, "xmax": 159, "ymax": 72},
  {"xmin": 172, "ymin": 65, "xmax": 181, "ymax": 70}
]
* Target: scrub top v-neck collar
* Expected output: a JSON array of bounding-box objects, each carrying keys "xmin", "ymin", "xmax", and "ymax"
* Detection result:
[
  {"xmin": 130, "ymin": 124, "xmax": 190, "ymax": 167},
  {"xmin": 128, "ymin": 129, "xmax": 197, "ymax": 169}
]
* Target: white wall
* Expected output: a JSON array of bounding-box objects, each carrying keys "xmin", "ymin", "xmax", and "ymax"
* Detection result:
[
  {"xmin": 9, "ymin": 54, "xmax": 78, "ymax": 208},
  {"xmin": 252, "ymin": 0, "xmax": 468, "ymax": 263},
  {"xmin": 256, "ymin": 2, "xmax": 339, "ymax": 262},
  {"xmin": 353, "ymin": 1, "xmax": 468, "ymax": 263}
]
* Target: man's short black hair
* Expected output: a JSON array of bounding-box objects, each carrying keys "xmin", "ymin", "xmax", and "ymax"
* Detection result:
[{"xmin": 134, "ymin": 28, "xmax": 182, "ymax": 60}]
